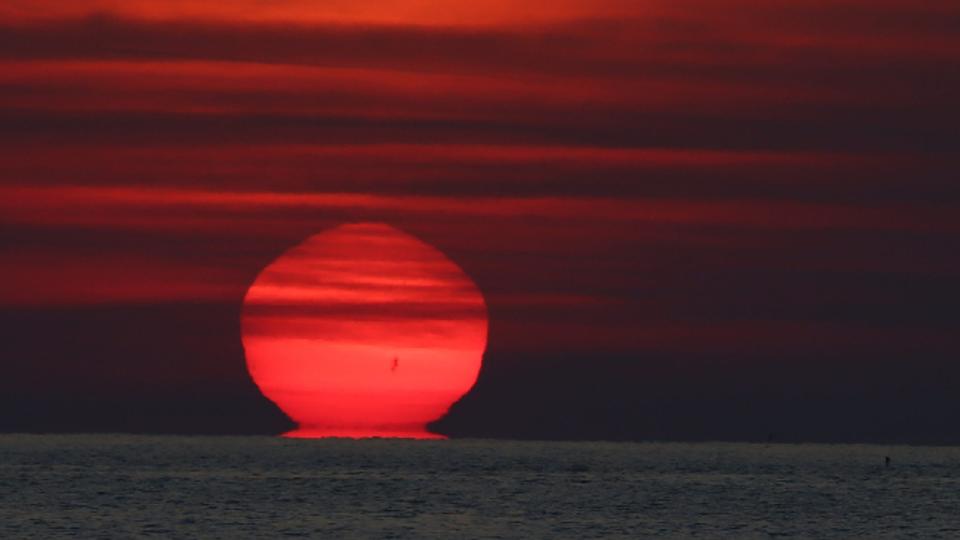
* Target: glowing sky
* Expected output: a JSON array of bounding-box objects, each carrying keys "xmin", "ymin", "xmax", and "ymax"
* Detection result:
[{"xmin": 1, "ymin": 0, "xmax": 958, "ymax": 442}]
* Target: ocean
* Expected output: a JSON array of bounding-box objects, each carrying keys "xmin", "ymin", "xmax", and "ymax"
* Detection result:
[{"xmin": 1, "ymin": 434, "xmax": 958, "ymax": 538}]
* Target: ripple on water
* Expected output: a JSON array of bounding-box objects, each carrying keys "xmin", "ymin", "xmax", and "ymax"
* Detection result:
[{"xmin": 1, "ymin": 435, "xmax": 959, "ymax": 537}]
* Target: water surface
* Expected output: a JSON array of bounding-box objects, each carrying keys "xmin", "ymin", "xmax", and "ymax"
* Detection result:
[{"xmin": 1, "ymin": 435, "xmax": 958, "ymax": 538}]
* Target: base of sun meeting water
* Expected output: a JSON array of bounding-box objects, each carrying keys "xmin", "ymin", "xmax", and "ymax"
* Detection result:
[{"xmin": 283, "ymin": 427, "xmax": 447, "ymax": 440}]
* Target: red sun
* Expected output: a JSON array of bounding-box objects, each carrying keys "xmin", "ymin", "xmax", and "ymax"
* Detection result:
[{"xmin": 241, "ymin": 223, "xmax": 488, "ymax": 438}]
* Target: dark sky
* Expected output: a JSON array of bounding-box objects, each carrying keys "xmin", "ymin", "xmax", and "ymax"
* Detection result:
[{"xmin": 2, "ymin": 0, "xmax": 959, "ymax": 443}]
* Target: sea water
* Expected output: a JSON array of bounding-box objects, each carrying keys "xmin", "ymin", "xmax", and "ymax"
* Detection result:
[{"xmin": 1, "ymin": 434, "xmax": 959, "ymax": 538}]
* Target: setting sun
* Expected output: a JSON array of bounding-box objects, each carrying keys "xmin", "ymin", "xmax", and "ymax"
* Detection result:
[{"xmin": 241, "ymin": 223, "xmax": 488, "ymax": 438}]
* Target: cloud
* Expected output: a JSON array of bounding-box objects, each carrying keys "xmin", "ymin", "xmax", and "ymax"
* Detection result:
[
  {"xmin": 1, "ymin": 0, "xmax": 958, "ymax": 365},
  {"xmin": 1, "ymin": 6, "xmax": 956, "ymax": 165},
  {"xmin": 0, "ymin": 0, "xmax": 648, "ymax": 26},
  {"xmin": 3, "ymin": 185, "xmax": 954, "ymax": 234}
]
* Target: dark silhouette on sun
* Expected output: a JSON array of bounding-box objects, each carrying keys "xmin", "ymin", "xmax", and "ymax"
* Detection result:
[{"xmin": 241, "ymin": 223, "xmax": 488, "ymax": 438}]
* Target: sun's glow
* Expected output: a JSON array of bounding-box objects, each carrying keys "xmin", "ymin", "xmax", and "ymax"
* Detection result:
[{"xmin": 241, "ymin": 223, "xmax": 487, "ymax": 438}]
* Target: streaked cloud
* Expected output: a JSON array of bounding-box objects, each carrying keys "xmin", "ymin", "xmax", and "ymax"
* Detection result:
[{"xmin": 1, "ymin": 0, "xmax": 957, "ymax": 362}]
